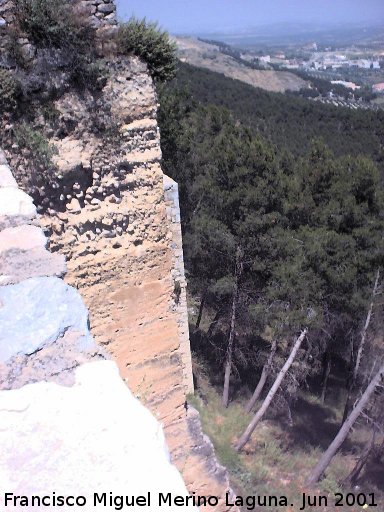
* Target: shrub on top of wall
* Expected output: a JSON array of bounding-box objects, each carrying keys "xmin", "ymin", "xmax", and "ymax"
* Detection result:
[
  {"xmin": 0, "ymin": 69, "xmax": 21, "ymax": 113},
  {"xmin": 117, "ymin": 18, "xmax": 177, "ymax": 82},
  {"xmin": 15, "ymin": 0, "xmax": 88, "ymax": 50},
  {"xmin": 14, "ymin": 123, "xmax": 58, "ymax": 172},
  {"xmin": 12, "ymin": 0, "xmax": 103, "ymax": 91}
]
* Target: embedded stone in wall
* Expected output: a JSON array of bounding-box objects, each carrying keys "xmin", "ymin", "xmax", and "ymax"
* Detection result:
[
  {"xmin": 0, "ymin": 188, "xmax": 36, "ymax": 218},
  {"xmin": 0, "ymin": 330, "xmax": 104, "ymax": 390},
  {"xmin": 74, "ymin": 0, "xmax": 117, "ymax": 26},
  {"xmin": 0, "ymin": 277, "xmax": 93, "ymax": 361},
  {"xmin": 0, "ymin": 160, "xmax": 37, "ymax": 230},
  {"xmin": 0, "ymin": 164, "xmax": 18, "ymax": 187},
  {"xmin": 0, "ymin": 225, "xmax": 47, "ymax": 252},
  {"xmin": 0, "ymin": 248, "xmax": 66, "ymax": 285}
]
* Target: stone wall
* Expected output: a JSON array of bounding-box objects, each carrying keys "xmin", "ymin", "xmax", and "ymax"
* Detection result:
[
  {"xmin": 0, "ymin": 0, "xmax": 14, "ymax": 60},
  {"xmin": 74, "ymin": 0, "xmax": 117, "ymax": 28},
  {"xmin": 0, "ymin": 157, "xmax": 199, "ymax": 510},
  {"xmin": 164, "ymin": 175, "xmax": 194, "ymax": 393},
  {"xmin": 0, "ymin": 0, "xmax": 117, "ymax": 29}
]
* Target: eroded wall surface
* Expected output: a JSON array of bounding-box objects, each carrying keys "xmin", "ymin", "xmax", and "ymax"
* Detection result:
[
  {"xmin": 0, "ymin": 158, "xmax": 199, "ymax": 511},
  {"xmin": 37, "ymin": 56, "xmax": 235, "ymax": 510}
]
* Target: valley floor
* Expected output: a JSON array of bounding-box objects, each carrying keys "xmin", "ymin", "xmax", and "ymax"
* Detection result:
[
  {"xmin": 187, "ymin": 305, "xmax": 384, "ymax": 512},
  {"xmin": 190, "ymin": 383, "xmax": 384, "ymax": 512}
]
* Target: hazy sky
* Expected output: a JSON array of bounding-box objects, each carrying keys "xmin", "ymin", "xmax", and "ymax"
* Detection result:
[{"xmin": 115, "ymin": 0, "xmax": 384, "ymax": 34}]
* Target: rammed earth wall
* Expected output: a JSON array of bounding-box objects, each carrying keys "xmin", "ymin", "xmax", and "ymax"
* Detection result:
[{"xmin": 35, "ymin": 56, "xmax": 236, "ymax": 510}]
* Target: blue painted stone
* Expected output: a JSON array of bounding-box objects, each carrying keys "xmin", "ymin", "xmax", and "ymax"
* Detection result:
[{"xmin": 0, "ymin": 276, "xmax": 93, "ymax": 362}]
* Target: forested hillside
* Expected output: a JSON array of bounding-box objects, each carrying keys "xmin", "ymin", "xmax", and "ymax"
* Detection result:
[
  {"xmin": 158, "ymin": 61, "xmax": 384, "ymax": 509},
  {"xmin": 175, "ymin": 37, "xmax": 308, "ymax": 93},
  {"xmin": 161, "ymin": 62, "xmax": 384, "ymax": 169}
]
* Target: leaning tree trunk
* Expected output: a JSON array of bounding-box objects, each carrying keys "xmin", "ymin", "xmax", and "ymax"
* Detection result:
[
  {"xmin": 342, "ymin": 269, "xmax": 380, "ymax": 423},
  {"xmin": 222, "ymin": 246, "xmax": 243, "ymax": 408},
  {"xmin": 307, "ymin": 363, "xmax": 384, "ymax": 486},
  {"xmin": 195, "ymin": 291, "xmax": 206, "ymax": 330},
  {"xmin": 245, "ymin": 339, "xmax": 278, "ymax": 413},
  {"xmin": 222, "ymin": 291, "xmax": 238, "ymax": 408},
  {"xmin": 343, "ymin": 424, "xmax": 377, "ymax": 487},
  {"xmin": 354, "ymin": 269, "xmax": 380, "ymax": 383},
  {"xmin": 235, "ymin": 329, "xmax": 308, "ymax": 451},
  {"xmin": 320, "ymin": 351, "xmax": 332, "ymax": 404},
  {"xmin": 207, "ymin": 308, "xmax": 224, "ymax": 339}
]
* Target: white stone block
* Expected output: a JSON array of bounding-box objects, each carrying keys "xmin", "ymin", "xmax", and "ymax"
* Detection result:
[
  {"xmin": 0, "ymin": 188, "xmax": 36, "ymax": 217},
  {"xmin": 0, "ymin": 224, "xmax": 47, "ymax": 253},
  {"xmin": 0, "ymin": 361, "xmax": 197, "ymax": 511},
  {"xmin": 0, "ymin": 164, "xmax": 17, "ymax": 188}
]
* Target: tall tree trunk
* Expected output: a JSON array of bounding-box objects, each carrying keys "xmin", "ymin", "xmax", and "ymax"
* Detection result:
[
  {"xmin": 320, "ymin": 351, "xmax": 332, "ymax": 404},
  {"xmin": 222, "ymin": 291, "xmax": 238, "ymax": 408},
  {"xmin": 195, "ymin": 291, "xmax": 206, "ymax": 330},
  {"xmin": 342, "ymin": 345, "xmax": 355, "ymax": 424},
  {"xmin": 285, "ymin": 397, "xmax": 294, "ymax": 427},
  {"xmin": 207, "ymin": 309, "xmax": 223, "ymax": 338},
  {"xmin": 342, "ymin": 388, "xmax": 354, "ymax": 425},
  {"xmin": 235, "ymin": 329, "xmax": 307, "ymax": 451},
  {"xmin": 307, "ymin": 363, "xmax": 384, "ymax": 486},
  {"xmin": 353, "ymin": 269, "xmax": 380, "ymax": 383},
  {"xmin": 245, "ymin": 339, "xmax": 277, "ymax": 413},
  {"xmin": 222, "ymin": 246, "xmax": 243, "ymax": 408},
  {"xmin": 342, "ymin": 269, "xmax": 380, "ymax": 423},
  {"xmin": 343, "ymin": 425, "xmax": 377, "ymax": 486},
  {"xmin": 376, "ymin": 437, "xmax": 384, "ymax": 462}
]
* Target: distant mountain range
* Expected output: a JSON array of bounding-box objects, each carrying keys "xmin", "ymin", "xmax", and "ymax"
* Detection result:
[{"xmin": 184, "ymin": 22, "xmax": 384, "ymax": 48}]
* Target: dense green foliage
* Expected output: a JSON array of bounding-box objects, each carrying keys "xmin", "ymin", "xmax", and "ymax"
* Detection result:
[
  {"xmin": 0, "ymin": 69, "xmax": 21, "ymax": 113},
  {"xmin": 117, "ymin": 18, "xmax": 177, "ymax": 82},
  {"xmin": 14, "ymin": 123, "xmax": 58, "ymax": 173},
  {"xmin": 158, "ymin": 63, "xmax": 384, "ymax": 397}
]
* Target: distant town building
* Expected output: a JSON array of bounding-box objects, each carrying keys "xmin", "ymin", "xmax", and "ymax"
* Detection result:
[
  {"xmin": 373, "ymin": 83, "xmax": 384, "ymax": 93},
  {"xmin": 357, "ymin": 59, "xmax": 372, "ymax": 69},
  {"xmin": 303, "ymin": 42, "xmax": 318, "ymax": 51},
  {"xmin": 331, "ymin": 80, "xmax": 360, "ymax": 91}
]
